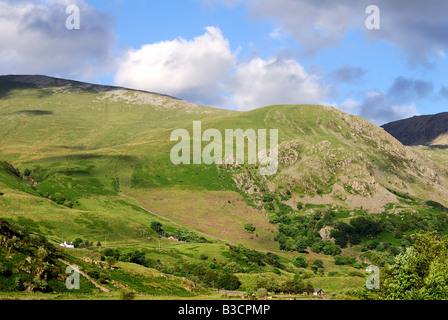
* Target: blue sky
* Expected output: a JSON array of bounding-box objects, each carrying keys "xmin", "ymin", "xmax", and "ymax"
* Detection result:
[{"xmin": 1, "ymin": 0, "xmax": 447, "ymax": 125}]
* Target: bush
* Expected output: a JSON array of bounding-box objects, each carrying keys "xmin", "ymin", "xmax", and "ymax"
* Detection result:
[
  {"xmin": 244, "ymin": 223, "xmax": 256, "ymax": 233},
  {"xmin": 295, "ymin": 238, "xmax": 309, "ymax": 252},
  {"xmin": 292, "ymin": 255, "xmax": 308, "ymax": 268},
  {"xmin": 333, "ymin": 255, "xmax": 356, "ymax": 266},
  {"xmin": 255, "ymin": 288, "xmax": 268, "ymax": 298},
  {"xmin": 366, "ymin": 240, "xmax": 379, "ymax": 250},
  {"xmin": 322, "ymin": 242, "xmax": 341, "ymax": 256},
  {"xmin": 281, "ymin": 278, "xmax": 305, "ymax": 294},
  {"xmin": 73, "ymin": 238, "xmax": 83, "ymax": 248},
  {"xmin": 120, "ymin": 290, "xmax": 136, "ymax": 300},
  {"xmin": 150, "ymin": 221, "xmax": 163, "ymax": 234},
  {"xmin": 223, "ymin": 261, "xmax": 243, "ymax": 273},
  {"xmin": 350, "ymin": 216, "xmax": 381, "ymax": 236},
  {"xmin": 312, "ymin": 259, "xmax": 324, "ymax": 268},
  {"xmin": 217, "ymin": 273, "xmax": 241, "ymax": 290}
]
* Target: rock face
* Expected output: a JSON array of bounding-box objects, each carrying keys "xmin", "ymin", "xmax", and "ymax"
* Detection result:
[{"xmin": 382, "ymin": 112, "xmax": 448, "ymax": 146}]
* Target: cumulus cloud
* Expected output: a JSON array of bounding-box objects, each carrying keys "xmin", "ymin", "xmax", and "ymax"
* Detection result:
[
  {"xmin": 115, "ymin": 27, "xmax": 327, "ymax": 110},
  {"xmin": 0, "ymin": 0, "xmax": 116, "ymax": 79},
  {"xmin": 230, "ymin": 57, "xmax": 326, "ymax": 110},
  {"xmin": 115, "ymin": 26, "xmax": 236, "ymax": 106}
]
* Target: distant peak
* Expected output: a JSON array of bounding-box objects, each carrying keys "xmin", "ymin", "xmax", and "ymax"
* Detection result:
[
  {"xmin": 382, "ymin": 112, "xmax": 448, "ymax": 146},
  {"xmin": 0, "ymin": 74, "xmax": 180, "ymax": 99},
  {"xmin": 0, "ymin": 74, "xmax": 124, "ymax": 93}
]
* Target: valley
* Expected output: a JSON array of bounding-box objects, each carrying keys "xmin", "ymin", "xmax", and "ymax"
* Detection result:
[{"xmin": 1, "ymin": 75, "xmax": 448, "ymax": 300}]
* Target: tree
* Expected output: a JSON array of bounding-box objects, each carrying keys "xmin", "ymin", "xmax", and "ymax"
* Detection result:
[
  {"xmin": 129, "ymin": 250, "xmax": 147, "ymax": 266},
  {"xmin": 150, "ymin": 221, "xmax": 163, "ymax": 235},
  {"xmin": 256, "ymin": 276, "xmax": 281, "ymax": 293},
  {"xmin": 244, "ymin": 223, "xmax": 256, "ymax": 233},
  {"xmin": 73, "ymin": 238, "xmax": 83, "ymax": 248},
  {"xmin": 217, "ymin": 273, "xmax": 241, "ymax": 290},
  {"xmin": 280, "ymin": 238, "xmax": 296, "ymax": 251},
  {"xmin": 255, "ymin": 288, "xmax": 268, "ymax": 298},
  {"xmin": 105, "ymin": 256, "xmax": 117, "ymax": 268},
  {"xmin": 312, "ymin": 259, "xmax": 324, "ymax": 268},
  {"xmin": 304, "ymin": 282, "xmax": 314, "ymax": 295},
  {"xmin": 295, "ymin": 238, "xmax": 308, "ymax": 252},
  {"xmin": 311, "ymin": 240, "xmax": 324, "ymax": 254},
  {"xmin": 322, "ymin": 242, "xmax": 341, "ymax": 256},
  {"xmin": 330, "ymin": 230, "xmax": 348, "ymax": 247},
  {"xmin": 381, "ymin": 233, "xmax": 448, "ymax": 300},
  {"xmin": 350, "ymin": 216, "xmax": 381, "ymax": 236},
  {"xmin": 292, "ymin": 255, "xmax": 308, "ymax": 268},
  {"xmin": 281, "ymin": 278, "xmax": 305, "ymax": 294}
]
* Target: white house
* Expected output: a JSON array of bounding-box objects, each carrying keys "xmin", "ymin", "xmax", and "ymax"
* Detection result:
[{"xmin": 60, "ymin": 241, "xmax": 75, "ymax": 249}]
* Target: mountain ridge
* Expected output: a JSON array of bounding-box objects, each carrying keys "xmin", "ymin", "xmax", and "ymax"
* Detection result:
[
  {"xmin": 1, "ymin": 74, "xmax": 182, "ymax": 100},
  {"xmin": 382, "ymin": 112, "xmax": 448, "ymax": 147}
]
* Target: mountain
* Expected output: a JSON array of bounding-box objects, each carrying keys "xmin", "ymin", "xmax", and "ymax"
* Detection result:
[
  {"xmin": 1, "ymin": 75, "xmax": 448, "ymax": 299},
  {"xmin": 382, "ymin": 112, "xmax": 448, "ymax": 147}
]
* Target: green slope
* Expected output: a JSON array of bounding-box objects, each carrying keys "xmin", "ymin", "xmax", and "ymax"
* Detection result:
[{"xmin": 1, "ymin": 75, "xmax": 448, "ymax": 299}]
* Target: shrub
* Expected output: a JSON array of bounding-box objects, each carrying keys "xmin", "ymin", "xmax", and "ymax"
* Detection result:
[
  {"xmin": 312, "ymin": 259, "xmax": 324, "ymax": 268},
  {"xmin": 295, "ymin": 238, "xmax": 309, "ymax": 252},
  {"xmin": 333, "ymin": 255, "xmax": 356, "ymax": 266},
  {"xmin": 120, "ymin": 290, "xmax": 136, "ymax": 300},
  {"xmin": 255, "ymin": 288, "xmax": 268, "ymax": 298},
  {"xmin": 244, "ymin": 223, "xmax": 256, "ymax": 233},
  {"xmin": 217, "ymin": 273, "xmax": 241, "ymax": 290},
  {"xmin": 292, "ymin": 255, "xmax": 308, "ymax": 268},
  {"xmin": 150, "ymin": 221, "xmax": 163, "ymax": 234}
]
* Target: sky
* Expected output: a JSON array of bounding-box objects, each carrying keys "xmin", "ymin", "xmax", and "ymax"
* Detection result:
[{"xmin": 0, "ymin": 0, "xmax": 447, "ymax": 125}]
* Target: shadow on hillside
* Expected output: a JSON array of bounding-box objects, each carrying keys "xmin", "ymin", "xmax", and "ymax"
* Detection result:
[
  {"xmin": 0, "ymin": 79, "xmax": 39, "ymax": 99},
  {"xmin": 52, "ymin": 145, "xmax": 87, "ymax": 151},
  {"xmin": 37, "ymin": 153, "xmax": 138, "ymax": 163},
  {"xmin": 12, "ymin": 110, "xmax": 54, "ymax": 116},
  {"xmin": 429, "ymin": 145, "xmax": 448, "ymax": 150}
]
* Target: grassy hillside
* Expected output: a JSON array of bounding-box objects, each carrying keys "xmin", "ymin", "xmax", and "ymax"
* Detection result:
[{"xmin": 1, "ymin": 75, "xmax": 448, "ymax": 299}]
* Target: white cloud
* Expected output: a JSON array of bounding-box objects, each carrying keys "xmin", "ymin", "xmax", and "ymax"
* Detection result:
[
  {"xmin": 269, "ymin": 28, "xmax": 287, "ymax": 40},
  {"xmin": 115, "ymin": 26, "xmax": 236, "ymax": 106},
  {"xmin": 231, "ymin": 57, "xmax": 325, "ymax": 110},
  {"xmin": 337, "ymin": 98, "xmax": 362, "ymax": 114},
  {"xmin": 336, "ymin": 92, "xmax": 418, "ymax": 125},
  {"xmin": 245, "ymin": 0, "xmax": 448, "ymax": 64},
  {"xmin": 0, "ymin": 0, "xmax": 116, "ymax": 80},
  {"xmin": 115, "ymin": 27, "xmax": 326, "ymax": 110}
]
